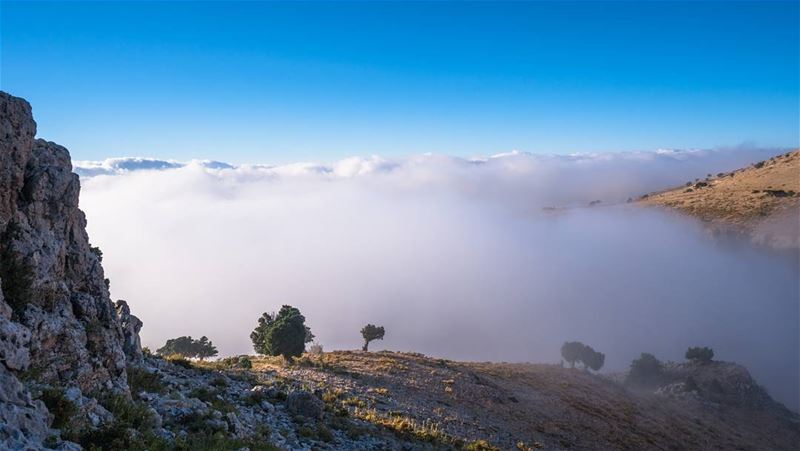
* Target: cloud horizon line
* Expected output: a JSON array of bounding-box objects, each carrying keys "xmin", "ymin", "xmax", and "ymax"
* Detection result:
[{"xmin": 73, "ymin": 145, "xmax": 792, "ymax": 179}]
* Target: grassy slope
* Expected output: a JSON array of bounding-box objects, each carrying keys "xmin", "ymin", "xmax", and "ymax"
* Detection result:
[
  {"xmin": 219, "ymin": 351, "xmax": 800, "ymax": 450},
  {"xmin": 640, "ymin": 150, "xmax": 800, "ymax": 231}
]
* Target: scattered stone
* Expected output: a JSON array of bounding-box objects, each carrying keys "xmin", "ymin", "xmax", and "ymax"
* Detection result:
[{"xmin": 286, "ymin": 390, "xmax": 324, "ymax": 420}]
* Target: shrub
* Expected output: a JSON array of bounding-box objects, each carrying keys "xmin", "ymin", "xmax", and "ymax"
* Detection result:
[
  {"xmin": 466, "ymin": 439, "xmax": 501, "ymax": 451},
  {"xmin": 625, "ymin": 353, "xmax": 663, "ymax": 388},
  {"xmin": 39, "ymin": 387, "xmax": 78, "ymax": 430},
  {"xmin": 0, "ymin": 228, "xmax": 35, "ymax": 317},
  {"xmin": 237, "ymin": 356, "xmax": 253, "ymax": 369},
  {"xmin": 89, "ymin": 246, "xmax": 103, "ymax": 262},
  {"xmin": 166, "ymin": 354, "xmax": 193, "ymax": 369},
  {"xmin": 77, "ymin": 393, "xmax": 163, "ymax": 450},
  {"xmin": 685, "ymin": 346, "xmax": 714, "ymax": 363},
  {"xmin": 360, "ymin": 324, "xmax": 385, "ymax": 351},
  {"xmin": 251, "ymin": 305, "xmax": 309, "ymax": 361},
  {"xmin": 216, "ymin": 355, "xmax": 252, "ymax": 369},
  {"xmin": 189, "ymin": 387, "xmax": 237, "ymax": 413},
  {"xmin": 172, "ymin": 432, "xmax": 278, "ymax": 451},
  {"xmin": 308, "ymin": 342, "xmax": 324, "ymax": 356},
  {"xmin": 126, "ymin": 365, "xmax": 165, "ymax": 394}
]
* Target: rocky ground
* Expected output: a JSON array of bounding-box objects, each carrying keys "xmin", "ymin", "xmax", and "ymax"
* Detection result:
[
  {"xmin": 640, "ymin": 150, "xmax": 800, "ymax": 250},
  {"xmin": 40, "ymin": 350, "xmax": 797, "ymax": 450}
]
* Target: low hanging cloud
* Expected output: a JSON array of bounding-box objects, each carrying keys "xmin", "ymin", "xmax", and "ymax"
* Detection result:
[{"xmin": 76, "ymin": 147, "xmax": 798, "ymax": 409}]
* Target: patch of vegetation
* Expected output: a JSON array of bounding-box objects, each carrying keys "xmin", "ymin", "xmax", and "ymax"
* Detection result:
[
  {"xmin": 560, "ymin": 341, "xmax": 605, "ymax": 371},
  {"xmin": 189, "ymin": 387, "xmax": 237, "ymax": 413},
  {"xmin": 210, "ymin": 376, "xmax": 229, "ymax": 388},
  {"xmin": 38, "ymin": 387, "xmax": 78, "ymax": 430},
  {"xmin": 0, "ymin": 224, "xmax": 36, "ymax": 317},
  {"xmin": 355, "ymin": 408, "xmax": 463, "ymax": 447},
  {"xmin": 308, "ymin": 342, "xmax": 324, "ymax": 356},
  {"xmin": 78, "ymin": 393, "xmax": 165, "ymax": 450},
  {"xmin": 173, "ymin": 432, "xmax": 278, "ymax": 451},
  {"xmin": 298, "ymin": 423, "xmax": 335, "ymax": 443},
  {"xmin": 342, "ymin": 396, "xmax": 367, "ymax": 408},
  {"xmin": 360, "ymin": 324, "xmax": 386, "ymax": 351},
  {"xmin": 465, "ymin": 439, "xmax": 501, "ymax": 450},
  {"xmin": 165, "ymin": 354, "xmax": 194, "ymax": 369},
  {"xmin": 176, "ymin": 410, "xmax": 226, "ymax": 434},
  {"xmin": 127, "ymin": 365, "xmax": 166, "ymax": 394},
  {"xmin": 89, "ymin": 246, "xmax": 103, "ymax": 262},
  {"xmin": 328, "ymin": 415, "xmax": 367, "ymax": 438},
  {"xmin": 685, "ymin": 346, "xmax": 714, "ymax": 363},
  {"xmin": 625, "ymin": 353, "xmax": 663, "ymax": 388},
  {"xmin": 250, "ymin": 305, "xmax": 312, "ymax": 361},
  {"xmin": 157, "ymin": 336, "xmax": 218, "ymax": 360}
]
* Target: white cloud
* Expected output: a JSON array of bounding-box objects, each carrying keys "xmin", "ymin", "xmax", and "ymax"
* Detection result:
[{"xmin": 77, "ymin": 147, "xmax": 798, "ymax": 409}]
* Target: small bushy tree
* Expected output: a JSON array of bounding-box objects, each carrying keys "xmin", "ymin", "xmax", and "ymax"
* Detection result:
[
  {"xmin": 581, "ymin": 345, "xmax": 605, "ymax": 371},
  {"xmin": 625, "ymin": 353, "xmax": 663, "ymax": 388},
  {"xmin": 360, "ymin": 324, "xmax": 385, "ymax": 351},
  {"xmin": 561, "ymin": 341, "xmax": 604, "ymax": 371},
  {"xmin": 156, "ymin": 336, "xmax": 217, "ymax": 360},
  {"xmin": 194, "ymin": 336, "xmax": 218, "ymax": 360},
  {"xmin": 561, "ymin": 342, "xmax": 583, "ymax": 368},
  {"xmin": 685, "ymin": 346, "xmax": 714, "ymax": 363},
  {"xmin": 251, "ymin": 305, "xmax": 309, "ymax": 361}
]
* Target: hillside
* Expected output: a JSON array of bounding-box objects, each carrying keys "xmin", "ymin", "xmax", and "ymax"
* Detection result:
[
  {"xmin": 118, "ymin": 350, "xmax": 799, "ymax": 450},
  {"xmin": 640, "ymin": 150, "xmax": 800, "ymax": 249}
]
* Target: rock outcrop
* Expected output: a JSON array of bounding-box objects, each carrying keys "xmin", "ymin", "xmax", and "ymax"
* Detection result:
[{"xmin": 0, "ymin": 91, "xmax": 142, "ymax": 448}]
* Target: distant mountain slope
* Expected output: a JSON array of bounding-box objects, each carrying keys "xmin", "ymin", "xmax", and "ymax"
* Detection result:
[{"xmin": 641, "ymin": 150, "xmax": 800, "ymax": 249}]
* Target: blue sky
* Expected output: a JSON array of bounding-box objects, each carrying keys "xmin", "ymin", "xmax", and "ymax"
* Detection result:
[{"xmin": 1, "ymin": 1, "xmax": 797, "ymax": 163}]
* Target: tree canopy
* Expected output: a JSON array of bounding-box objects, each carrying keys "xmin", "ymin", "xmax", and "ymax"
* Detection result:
[
  {"xmin": 250, "ymin": 305, "xmax": 310, "ymax": 361},
  {"xmin": 360, "ymin": 324, "xmax": 385, "ymax": 351},
  {"xmin": 560, "ymin": 341, "xmax": 605, "ymax": 371},
  {"xmin": 685, "ymin": 346, "xmax": 714, "ymax": 363},
  {"xmin": 625, "ymin": 353, "xmax": 663, "ymax": 387},
  {"xmin": 156, "ymin": 335, "xmax": 218, "ymax": 360}
]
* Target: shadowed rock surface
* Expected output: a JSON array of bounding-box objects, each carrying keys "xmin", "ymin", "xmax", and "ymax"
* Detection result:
[{"xmin": 0, "ymin": 91, "xmax": 141, "ymax": 448}]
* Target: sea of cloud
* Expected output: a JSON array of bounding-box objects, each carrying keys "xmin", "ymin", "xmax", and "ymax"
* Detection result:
[{"xmin": 76, "ymin": 147, "xmax": 799, "ymax": 409}]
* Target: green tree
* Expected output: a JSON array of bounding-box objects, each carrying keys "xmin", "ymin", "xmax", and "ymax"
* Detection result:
[
  {"xmin": 157, "ymin": 336, "xmax": 194, "ymax": 358},
  {"xmin": 561, "ymin": 341, "xmax": 604, "ymax": 371},
  {"xmin": 685, "ymin": 346, "xmax": 714, "ymax": 363},
  {"xmin": 625, "ymin": 353, "xmax": 663, "ymax": 388},
  {"xmin": 194, "ymin": 336, "xmax": 218, "ymax": 360},
  {"xmin": 560, "ymin": 341, "xmax": 584, "ymax": 368},
  {"xmin": 156, "ymin": 336, "xmax": 217, "ymax": 359},
  {"xmin": 581, "ymin": 345, "xmax": 605, "ymax": 371},
  {"xmin": 251, "ymin": 305, "xmax": 309, "ymax": 361},
  {"xmin": 360, "ymin": 324, "xmax": 385, "ymax": 351}
]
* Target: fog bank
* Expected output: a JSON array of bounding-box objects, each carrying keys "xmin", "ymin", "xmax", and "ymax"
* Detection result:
[{"xmin": 77, "ymin": 148, "xmax": 799, "ymax": 409}]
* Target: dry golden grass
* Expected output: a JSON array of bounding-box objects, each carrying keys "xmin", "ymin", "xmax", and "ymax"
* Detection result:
[
  {"xmin": 231, "ymin": 350, "xmax": 799, "ymax": 450},
  {"xmin": 641, "ymin": 149, "xmax": 800, "ymax": 229}
]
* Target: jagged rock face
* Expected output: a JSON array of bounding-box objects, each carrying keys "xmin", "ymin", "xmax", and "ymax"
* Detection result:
[
  {"xmin": 116, "ymin": 300, "xmax": 144, "ymax": 364},
  {"xmin": 0, "ymin": 91, "xmax": 142, "ymax": 446}
]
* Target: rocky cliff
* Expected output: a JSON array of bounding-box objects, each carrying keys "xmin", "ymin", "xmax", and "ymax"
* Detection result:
[{"xmin": 0, "ymin": 91, "xmax": 142, "ymax": 448}]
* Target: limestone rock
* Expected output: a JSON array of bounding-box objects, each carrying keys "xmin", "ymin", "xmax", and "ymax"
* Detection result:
[
  {"xmin": 116, "ymin": 300, "xmax": 144, "ymax": 363},
  {"xmin": 0, "ymin": 91, "xmax": 144, "ymax": 448},
  {"xmin": 286, "ymin": 390, "xmax": 324, "ymax": 420}
]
